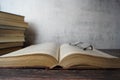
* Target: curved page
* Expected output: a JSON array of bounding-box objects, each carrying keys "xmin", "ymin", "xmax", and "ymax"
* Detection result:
[
  {"xmin": 60, "ymin": 44, "xmax": 118, "ymax": 61},
  {"xmin": 1, "ymin": 42, "xmax": 59, "ymax": 60}
]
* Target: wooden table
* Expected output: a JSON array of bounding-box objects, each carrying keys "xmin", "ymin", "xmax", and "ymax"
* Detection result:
[{"xmin": 0, "ymin": 49, "xmax": 120, "ymax": 80}]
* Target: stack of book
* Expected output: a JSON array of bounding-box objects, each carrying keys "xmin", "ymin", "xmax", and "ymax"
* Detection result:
[{"xmin": 0, "ymin": 11, "xmax": 28, "ymax": 55}]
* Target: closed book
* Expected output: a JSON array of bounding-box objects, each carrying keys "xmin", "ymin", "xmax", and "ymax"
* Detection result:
[
  {"xmin": 0, "ymin": 36, "xmax": 25, "ymax": 42},
  {"xmin": 0, "ymin": 46, "xmax": 22, "ymax": 55},
  {"xmin": 0, "ymin": 25, "xmax": 26, "ymax": 30},
  {"xmin": 0, "ymin": 29, "xmax": 25, "ymax": 37},
  {"xmin": 0, "ymin": 11, "xmax": 24, "ymax": 22},
  {"xmin": 0, "ymin": 19, "xmax": 28, "ymax": 28},
  {"xmin": 0, "ymin": 42, "xmax": 24, "ymax": 49}
]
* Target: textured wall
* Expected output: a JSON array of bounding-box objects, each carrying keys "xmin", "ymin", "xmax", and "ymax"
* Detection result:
[
  {"xmin": 0, "ymin": 1, "xmax": 1, "ymax": 10},
  {"xmin": 0, "ymin": 0, "xmax": 120, "ymax": 49}
]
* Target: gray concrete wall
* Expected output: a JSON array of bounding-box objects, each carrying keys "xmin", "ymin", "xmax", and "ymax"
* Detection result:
[
  {"xmin": 0, "ymin": 0, "xmax": 120, "ymax": 49},
  {"xmin": 0, "ymin": 1, "xmax": 1, "ymax": 10}
]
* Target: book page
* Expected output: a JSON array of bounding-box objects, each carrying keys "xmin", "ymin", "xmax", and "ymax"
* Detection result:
[
  {"xmin": 60, "ymin": 44, "xmax": 118, "ymax": 61},
  {"xmin": 0, "ymin": 42, "xmax": 59, "ymax": 60}
]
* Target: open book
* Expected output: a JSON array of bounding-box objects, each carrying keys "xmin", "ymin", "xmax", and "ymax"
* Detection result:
[{"xmin": 0, "ymin": 43, "xmax": 120, "ymax": 69}]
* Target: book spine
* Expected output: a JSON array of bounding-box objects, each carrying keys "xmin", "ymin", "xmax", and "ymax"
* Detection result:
[
  {"xmin": 0, "ymin": 34, "xmax": 25, "ymax": 37},
  {"xmin": 0, "ymin": 37, "xmax": 25, "ymax": 42},
  {"xmin": 0, "ymin": 19, "xmax": 28, "ymax": 28},
  {"xmin": 0, "ymin": 11, "xmax": 24, "ymax": 21},
  {"xmin": 0, "ymin": 25, "xmax": 26, "ymax": 30},
  {"xmin": 0, "ymin": 29, "xmax": 25, "ymax": 37},
  {"xmin": 0, "ymin": 29, "xmax": 24, "ymax": 33},
  {"xmin": 0, "ymin": 18, "xmax": 24, "ymax": 23},
  {"xmin": 0, "ymin": 42, "xmax": 24, "ymax": 49}
]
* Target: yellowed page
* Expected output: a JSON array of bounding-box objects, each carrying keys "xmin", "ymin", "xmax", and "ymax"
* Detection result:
[
  {"xmin": 60, "ymin": 44, "xmax": 118, "ymax": 61},
  {"xmin": 1, "ymin": 42, "xmax": 59, "ymax": 60}
]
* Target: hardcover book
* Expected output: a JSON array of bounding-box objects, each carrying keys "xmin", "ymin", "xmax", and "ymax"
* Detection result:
[{"xmin": 0, "ymin": 11, "xmax": 24, "ymax": 22}]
